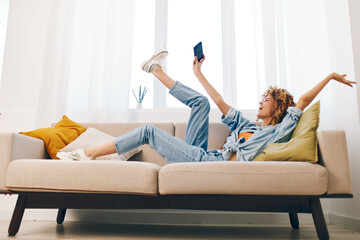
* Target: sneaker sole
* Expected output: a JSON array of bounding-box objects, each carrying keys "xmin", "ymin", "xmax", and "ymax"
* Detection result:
[
  {"xmin": 56, "ymin": 152, "xmax": 80, "ymax": 161},
  {"xmin": 140, "ymin": 50, "xmax": 168, "ymax": 71}
]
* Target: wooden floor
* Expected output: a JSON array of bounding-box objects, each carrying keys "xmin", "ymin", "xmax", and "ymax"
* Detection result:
[{"xmin": 0, "ymin": 221, "xmax": 359, "ymax": 240}]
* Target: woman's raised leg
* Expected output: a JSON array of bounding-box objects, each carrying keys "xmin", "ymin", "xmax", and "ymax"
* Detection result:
[
  {"xmin": 143, "ymin": 51, "xmax": 210, "ymax": 150},
  {"xmin": 151, "ymin": 66, "xmax": 175, "ymax": 90},
  {"xmin": 168, "ymin": 81, "xmax": 210, "ymax": 151}
]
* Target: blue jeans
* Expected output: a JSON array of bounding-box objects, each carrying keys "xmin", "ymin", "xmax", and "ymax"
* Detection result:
[{"xmin": 113, "ymin": 81, "xmax": 225, "ymax": 163}]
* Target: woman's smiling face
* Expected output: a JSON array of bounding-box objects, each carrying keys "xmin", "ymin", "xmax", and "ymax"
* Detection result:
[{"xmin": 257, "ymin": 95, "xmax": 276, "ymax": 120}]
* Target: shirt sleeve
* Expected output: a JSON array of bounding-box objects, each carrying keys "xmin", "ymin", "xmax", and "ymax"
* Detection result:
[
  {"xmin": 221, "ymin": 106, "xmax": 251, "ymax": 132},
  {"xmin": 272, "ymin": 106, "xmax": 303, "ymax": 143}
]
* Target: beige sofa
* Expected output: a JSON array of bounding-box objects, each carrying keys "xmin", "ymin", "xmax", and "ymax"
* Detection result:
[{"xmin": 0, "ymin": 123, "xmax": 353, "ymax": 240}]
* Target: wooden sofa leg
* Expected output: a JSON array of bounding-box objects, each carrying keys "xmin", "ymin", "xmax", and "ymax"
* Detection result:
[
  {"xmin": 8, "ymin": 195, "xmax": 28, "ymax": 236},
  {"xmin": 56, "ymin": 209, "xmax": 67, "ymax": 224},
  {"xmin": 288, "ymin": 211, "xmax": 299, "ymax": 229},
  {"xmin": 309, "ymin": 198, "xmax": 329, "ymax": 240}
]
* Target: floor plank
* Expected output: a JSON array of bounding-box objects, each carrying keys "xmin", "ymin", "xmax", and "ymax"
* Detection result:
[{"xmin": 0, "ymin": 220, "xmax": 359, "ymax": 240}]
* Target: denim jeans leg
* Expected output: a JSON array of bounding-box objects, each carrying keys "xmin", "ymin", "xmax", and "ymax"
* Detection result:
[
  {"xmin": 113, "ymin": 124, "xmax": 221, "ymax": 163},
  {"xmin": 169, "ymin": 81, "xmax": 210, "ymax": 151}
]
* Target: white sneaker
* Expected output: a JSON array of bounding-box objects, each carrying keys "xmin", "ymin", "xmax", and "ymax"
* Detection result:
[
  {"xmin": 140, "ymin": 50, "xmax": 168, "ymax": 73},
  {"xmin": 56, "ymin": 149, "xmax": 95, "ymax": 161}
]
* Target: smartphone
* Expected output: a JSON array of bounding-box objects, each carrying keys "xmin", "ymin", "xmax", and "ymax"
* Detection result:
[{"xmin": 193, "ymin": 42, "xmax": 204, "ymax": 62}]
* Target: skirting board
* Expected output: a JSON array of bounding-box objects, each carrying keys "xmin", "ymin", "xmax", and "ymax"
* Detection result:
[
  {"xmin": 0, "ymin": 209, "xmax": 323, "ymax": 226},
  {"xmin": 329, "ymin": 214, "xmax": 360, "ymax": 232}
]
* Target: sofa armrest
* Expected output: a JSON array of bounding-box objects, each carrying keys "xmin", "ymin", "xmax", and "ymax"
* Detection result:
[
  {"xmin": 0, "ymin": 133, "xmax": 49, "ymax": 191},
  {"xmin": 317, "ymin": 130, "xmax": 352, "ymax": 195}
]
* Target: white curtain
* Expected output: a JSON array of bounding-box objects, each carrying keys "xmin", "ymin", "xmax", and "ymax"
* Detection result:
[
  {"xmin": 280, "ymin": 0, "xmax": 336, "ymax": 131},
  {"xmin": 35, "ymin": 0, "xmax": 135, "ymax": 126},
  {"xmin": 1, "ymin": 0, "xmax": 354, "ymax": 130},
  {"xmin": 0, "ymin": 0, "xmax": 9, "ymax": 84},
  {"xmin": 35, "ymin": 1, "xmax": 74, "ymax": 127},
  {"xmin": 254, "ymin": 0, "xmax": 337, "ymax": 131},
  {"xmin": 65, "ymin": 0, "xmax": 135, "ymax": 122}
]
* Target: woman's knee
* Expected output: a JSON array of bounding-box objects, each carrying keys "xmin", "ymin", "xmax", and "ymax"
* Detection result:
[
  {"xmin": 140, "ymin": 124, "xmax": 157, "ymax": 139},
  {"xmin": 194, "ymin": 95, "xmax": 210, "ymax": 113}
]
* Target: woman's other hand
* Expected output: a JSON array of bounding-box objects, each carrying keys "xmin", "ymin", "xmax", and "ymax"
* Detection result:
[
  {"xmin": 330, "ymin": 73, "xmax": 356, "ymax": 87},
  {"xmin": 193, "ymin": 55, "xmax": 205, "ymax": 76}
]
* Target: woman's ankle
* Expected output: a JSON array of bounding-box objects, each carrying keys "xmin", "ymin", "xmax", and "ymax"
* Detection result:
[
  {"xmin": 150, "ymin": 65, "xmax": 162, "ymax": 74},
  {"xmin": 85, "ymin": 149, "xmax": 96, "ymax": 159}
]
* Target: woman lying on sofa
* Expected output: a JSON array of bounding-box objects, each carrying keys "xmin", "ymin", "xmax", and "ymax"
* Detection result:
[{"xmin": 57, "ymin": 50, "xmax": 356, "ymax": 162}]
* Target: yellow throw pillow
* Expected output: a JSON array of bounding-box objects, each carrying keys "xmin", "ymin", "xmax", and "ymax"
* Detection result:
[
  {"xmin": 253, "ymin": 101, "xmax": 320, "ymax": 163},
  {"xmin": 20, "ymin": 115, "xmax": 86, "ymax": 159}
]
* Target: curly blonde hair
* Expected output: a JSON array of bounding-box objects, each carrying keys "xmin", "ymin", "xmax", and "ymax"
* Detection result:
[{"xmin": 258, "ymin": 86, "xmax": 296, "ymax": 126}]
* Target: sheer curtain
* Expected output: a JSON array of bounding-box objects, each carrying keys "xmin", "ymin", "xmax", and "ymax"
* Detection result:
[
  {"xmin": 0, "ymin": 0, "xmax": 10, "ymax": 85},
  {"xmin": 35, "ymin": 0, "xmax": 75, "ymax": 127},
  {"xmin": 232, "ymin": 0, "xmax": 336, "ymax": 127},
  {"xmin": 65, "ymin": 0, "xmax": 135, "ymax": 122},
  {"xmin": 35, "ymin": 0, "xmax": 136, "ymax": 126},
  {"xmin": 3, "ymin": 0, "xmax": 348, "ymax": 129},
  {"xmin": 281, "ymin": 0, "xmax": 335, "ymax": 130}
]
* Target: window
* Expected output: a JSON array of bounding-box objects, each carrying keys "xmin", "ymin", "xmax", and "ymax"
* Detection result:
[
  {"xmin": 66, "ymin": 0, "xmax": 281, "ymax": 112},
  {"xmin": 128, "ymin": 0, "xmax": 278, "ymax": 110},
  {"xmin": 167, "ymin": 0, "xmax": 223, "ymax": 108},
  {"xmin": 0, "ymin": 0, "xmax": 10, "ymax": 85},
  {"xmin": 234, "ymin": 0, "xmax": 260, "ymax": 110},
  {"xmin": 129, "ymin": 0, "xmax": 155, "ymax": 109}
]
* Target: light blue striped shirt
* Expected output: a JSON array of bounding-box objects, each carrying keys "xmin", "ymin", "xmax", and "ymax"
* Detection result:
[{"xmin": 221, "ymin": 106, "xmax": 303, "ymax": 161}]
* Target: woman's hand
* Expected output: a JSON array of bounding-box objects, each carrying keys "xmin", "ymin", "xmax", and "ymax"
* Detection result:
[
  {"xmin": 193, "ymin": 55, "xmax": 205, "ymax": 76},
  {"xmin": 330, "ymin": 73, "xmax": 356, "ymax": 87}
]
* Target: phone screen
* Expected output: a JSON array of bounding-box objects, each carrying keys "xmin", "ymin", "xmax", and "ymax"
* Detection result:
[{"xmin": 194, "ymin": 42, "xmax": 204, "ymax": 62}]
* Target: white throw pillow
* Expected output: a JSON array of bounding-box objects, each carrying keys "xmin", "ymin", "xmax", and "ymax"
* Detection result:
[{"xmin": 59, "ymin": 127, "xmax": 140, "ymax": 161}]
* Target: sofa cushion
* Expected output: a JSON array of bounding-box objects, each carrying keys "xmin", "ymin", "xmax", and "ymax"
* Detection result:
[
  {"xmin": 6, "ymin": 160, "xmax": 160, "ymax": 195},
  {"xmin": 159, "ymin": 162, "xmax": 328, "ymax": 195}
]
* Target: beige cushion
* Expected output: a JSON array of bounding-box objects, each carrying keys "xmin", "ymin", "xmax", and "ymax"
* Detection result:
[
  {"xmin": 6, "ymin": 160, "xmax": 161, "ymax": 195},
  {"xmin": 78, "ymin": 123, "xmax": 175, "ymax": 166},
  {"xmin": 159, "ymin": 162, "xmax": 328, "ymax": 195},
  {"xmin": 59, "ymin": 128, "xmax": 140, "ymax": 161}
]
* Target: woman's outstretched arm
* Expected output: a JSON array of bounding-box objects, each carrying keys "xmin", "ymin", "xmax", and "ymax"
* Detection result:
[
  {"xmin": 295, "ymin": 73, "xmax": 356, "ymax": 111},
  {"xmin": 193, "ymin": 56, "xmax": 230, "ymax": 116}
]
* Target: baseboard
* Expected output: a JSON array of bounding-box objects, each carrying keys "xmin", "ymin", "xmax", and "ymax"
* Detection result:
[
  {"xmin": 0, "ymin": 209, "xmax": 322, "ymax": 226},
  {"xmin": 329, "ymin": 214, "xmax": 360, "ymax": 232}
]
